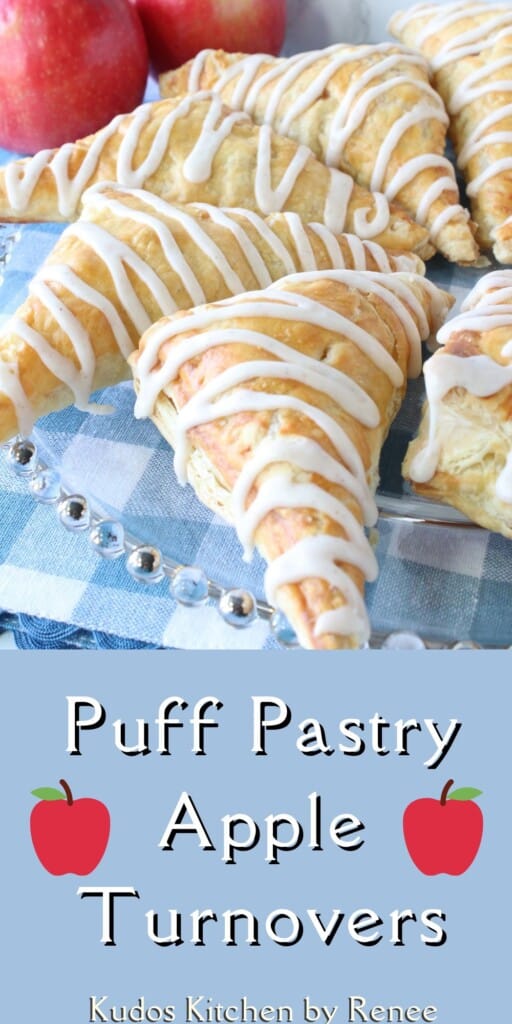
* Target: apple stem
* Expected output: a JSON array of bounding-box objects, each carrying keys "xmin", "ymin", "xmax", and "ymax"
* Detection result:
[
  {"xmin": 59, "ymin": 779, "xmax": 73, "ymax": 806},
  {"xmin": 440, "ymin": 779, "xmax": 454, "ymax": 805}
]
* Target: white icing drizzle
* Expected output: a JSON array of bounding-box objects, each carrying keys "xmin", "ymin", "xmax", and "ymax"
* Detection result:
[
  {"xmin": 4, "ymin": 116, "xmax": 123, "ymax": 217},
  {"xmin": 267, "ymin": 270, "xmax": 436, "ymax": 379},
  {"xmin": 283, "ymin": 212, "xmax": 317, "ymax": 271},
  {"xmin": 496, "ymin": 450, "xmax": 512, "ymax": 503},
  {"xmin": 338, "ymin": 233, "xmax": 368, "ymax": 270},
  {"xmin": 182, "ymin": 98, "xmax": 249, "ymax": 183},
  {"xmin": 436, "ymin": 306, "xmax": 512, "ymax": 345},
  {"xmin": 310, "ymin": 229, "xmax": 410, "ymax": 273},
  {"xmin": 362, "ymin": 241, "xmax": 392, "ymax": 272},
  {"xmin": 136, "ymin": 323, "xmax": 381, "ymax": 438},
  {"xmin": 231, "ymin": 435, "xmax": 378, "ymax": 536},
  {"xmin": 187, "ymin": 49, "xmax": 213, "ymax": 92},
  {"xmin": 230, "ymin": 207, "xmax": 298, "ymax": 276},
  {"xmin": 264, "ymin": 536, "xmax": 373, "ymax": 644},
  {"xmin": 409, "ymin": 353, "xmax": 512, "ymax": 482},
  {"xmin": 0, "ymin": 178, "xmax": 413, "ymax": 438},
  {"xmin": 186, "ymin": 44, "xmax": 461, "ymax": 240},
  {"xmin": 69, "ymin": 221, "xmax": 173, "ymax": 335},
  {"xmin": 370, "ymin": 103, "xmax": 448, "ymax": 193},
  {"xmin": 449, "ymin": 56, "xmax": 512, "ymax": 114},
  {"xmin": 174, "ymin": 373, "xmax": 367, "ymax": 488},
  {"xmin": 29, "ymin": 280, "xmax": 95, "ymax": 409},
  {"xmin": 254, "ymin": 124, "xmax": 312, "ymax": 213},
  {"xmin": 2, "ymin": 94, "xmax": 209, "ymax": 216},
  {"xmin": 1, "ymin": 89, "xmax": 395, "ymax": 242},
  {"xmin": 430, "ymin": 11, "xmax": 512, "ymax": 68},
  {"xmin": 352, "ymin": 194, "xmax": 392, "ymax": 240},
  {"xmin": 389, "ymin": 4, "xmax": 512, "ymax": 216},
  {"xmin": 133, "ymin": 270, "xmax": 442, "ymax": 643},
  {"xmin": 0, "ymin": 361, "xmax": 34, "ymax": 436},
  {"xmin": 461, "ymin": 270, "xmax": 512, "ymax": 309},
  {"xmin": 308, "ymin": 223, "xmax": 346, "ymax": 268},
  {"xmin": 466, "ymin": 158, "xmax": 512, "ymax": 198},
  {"xmin": 409, "ymin": 272, "xmax": 512, "ymax": 493},
  {"xmin": 134, "ymin": 287, "xmax": 408, "ymax": 421},
  {"xmin": 393, "ymin": 3, "xmax": 512, "ymax": 67},
  {"xmin": 7, "ymin": 315, "xmax": 89, "ymax": 410},
  {"xmin": 385, "ymin": 154, "xmax": 453, "ymax": 203},
  {"xmin": 192, "ymin": 204, "xmax": 273, "ymax": 287},
  {"xmin": 237, "ymin": 477, "xmax": 372, "ymax": 563},
  {"xmin": 84, "ymin": 188, "xmax": 245, "ymax": 301},
  {"xmin": 37, "ymin": 263, "xmax": 134, "ymax": 360},
  {"xmin": 457, "ymin": 103, "xmax": 512, "ymax": 168},
  {"xmin": 323, "ymin": 169, "xmax": 354, "ymax": 236},
  {"xmin": 386, "ymin": 154, "xmax": 468, "ymax": 241}
]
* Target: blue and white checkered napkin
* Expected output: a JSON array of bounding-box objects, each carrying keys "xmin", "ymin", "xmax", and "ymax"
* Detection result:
[{"xmin": 1, "ymin": 149, "xmax": 512, "ymax": 649}]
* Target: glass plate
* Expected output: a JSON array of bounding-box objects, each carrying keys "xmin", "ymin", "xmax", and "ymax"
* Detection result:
[{"xmin": 2, "ymin": 226, "xmax": 512, "ymax": 650}]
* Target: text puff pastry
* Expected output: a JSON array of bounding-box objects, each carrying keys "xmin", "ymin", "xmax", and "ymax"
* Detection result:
[
  {"xmin": 130, "ymin": 269, "xmax": 454, "ymax": 650},
  {"xmin": 0, "ymin": 183, "xmax": 424, "ymax": 444},
  {"xmin": 404, "ymin": 270, "xmax": 512, "ymax": 536},
  {"xmin": 160, "ymin": 45, "xmax": 478, "ymax": 264},
  {"xmin": 0, "ymin": 93, "xmax": 432, "ymax": 258},
  {"xmin": 389, "ymin": 2, "xmax": 512, "ymax": 263}
]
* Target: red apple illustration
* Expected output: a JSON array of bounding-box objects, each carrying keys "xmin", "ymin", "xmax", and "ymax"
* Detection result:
[
  {"xmin": 403, "ymin": 779, "xmax": 483, "ymax": 876},
  {"xmin": 30, "ymin": 779, "xmax": 110, "ymax": 876}
]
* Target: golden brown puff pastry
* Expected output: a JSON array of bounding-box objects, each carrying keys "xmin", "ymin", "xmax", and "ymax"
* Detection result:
[
  {"xmin": 0, "ymin": 93, "xmax": 432, "ymax": 258},
  {"xmin": 130, "ymin": 269, "xmax": 454, "ymax": 650},
  {"xmin": 0, "ymin": 182, "xmax": 425, "ymax": 444},
  {"xmin": 160, "ymin": 45, "xmax": 478, "ymax": 264},
  {"xmin": 389, "ymin": 3, "xmax": 512, "ymax": 263},
  {"xmin": 404, "ymin": 270, "xmax": 512, "ymax": 535}
]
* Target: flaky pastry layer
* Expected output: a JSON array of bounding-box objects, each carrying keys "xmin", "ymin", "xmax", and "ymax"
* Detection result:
[
  {"xmin": 160, "ymin": 45, "xmax": 478, "ymax": 264},
  {"xmin": 389, "ymin": 2, "xmax": 512, "ymax": 263},
  {"xmin": 0, "ymin": 185, "xmax": 425, "ymax": 443},
  {"xmin": 131, "ymin": 270, "xmax": 453, "ymax": 650}
]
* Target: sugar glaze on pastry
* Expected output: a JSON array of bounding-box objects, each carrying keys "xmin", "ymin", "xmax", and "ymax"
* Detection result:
[
  {"xmin": 0, "ymin": 94, "xmax": 432, "ymax": 258},
  {"xmin": 404, "ymin": 271, "xmax": 512, "ymax": 535},
  {"xmin": 131, "ymin": 270, "xmax": 453, "ymax": 649},
  {"xmin": 161, "ymin": 45, "xmax": 478, "ymax": 262},
  {"xmin": 0, "ymin": 184, "xmax": 424, "ymax": 444},
  {"xmin": 389, "ymin": 3, "xmax": 512, "ymax": 262}
]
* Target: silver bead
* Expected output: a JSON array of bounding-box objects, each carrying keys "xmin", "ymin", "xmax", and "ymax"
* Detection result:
[
  {"xmin": 270, "ymin": 609, "xmax": 299, "ymax": 647},
  {"xmin": 29, "ymin": 468, "xmax": 61, "ymax": 504},
  {"xmin": 382, "ymin": 631, "xmax": 426, "ymax": 650},
  {"xmin": 0, "ymin": 225, "xmax": 21, "ymax": 274},
  {"xmin": 451, "ymin": 640, "xmax": 481, "ymax": 650},
  {"xmin": 126, "ymin": 545, "xmax": 164, "ymax": 584},
  {"xmin": 219, "ymin": 588, "xmax": 257, "ymax": 628},
  {"xmin": 171, "ymin": 565, "xmax": 209, "ymax": 606},
  {"xmin": 6, "ymin": 438, "xmax": 38, "ymax": 476},
  {"xmin": 89, "ymin": 519, "xmax": 125, "ymax": 559},
  {"xmin": 58, "ymin": 494, "xmax": 90, "ymax": 531}
]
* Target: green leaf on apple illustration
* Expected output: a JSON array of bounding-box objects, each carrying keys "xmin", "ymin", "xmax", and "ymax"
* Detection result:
[
  {"xmin": 31, "ymin": 787, "xmax": 66, "ymax": 801},
  {"xmin": 447, "ymin": 787, "xmax": 483, "ymax": 801}
]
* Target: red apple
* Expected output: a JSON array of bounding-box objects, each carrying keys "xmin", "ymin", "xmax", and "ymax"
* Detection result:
[
  {"xmin": 0, "ymin": 0, "xmax": 149, "ymax": 154},
  {"xmin": 130, "ymin": 0, "xmax": 287, "ymax": 75},
  {"xmin": 30, "ymin": 779, "xmax": 110, "ymax": 876},
  {"xmin": 403, "ymin": 779, "xmax": 483, "ymax": 876}
]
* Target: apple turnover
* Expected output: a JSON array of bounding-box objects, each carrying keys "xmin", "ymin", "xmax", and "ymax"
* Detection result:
[
  {"xmin": 389, "ymin": 2, "xmax": 512, "ymax": 263},
  {"xmin": 130, "ymin": 269, "xmax": 453, "ymax": 649},
  {"xmin": 404, "ymin": 270, "xmax": 512, "ymax": 536},
  {"xmin": 0, "ymin": 93, "xmax": 432, "ymax": 258},
  {"xmin": 0, "ymin": 183, "xmax": 425, "ymax": 444},
  {"xmin": 160, "ymin": 45, "xmax": 478, "ymax": 264}
]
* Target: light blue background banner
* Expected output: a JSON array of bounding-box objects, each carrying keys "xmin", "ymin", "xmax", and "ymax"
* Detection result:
[{"xmin": 1, "ymin": 652, "xmax": 506, "ymax": 1023}]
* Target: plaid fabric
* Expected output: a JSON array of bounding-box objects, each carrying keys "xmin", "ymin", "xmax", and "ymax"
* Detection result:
[{"xmin": 1, "ymin": 148, "xmax": 512, "ymax": 649}]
